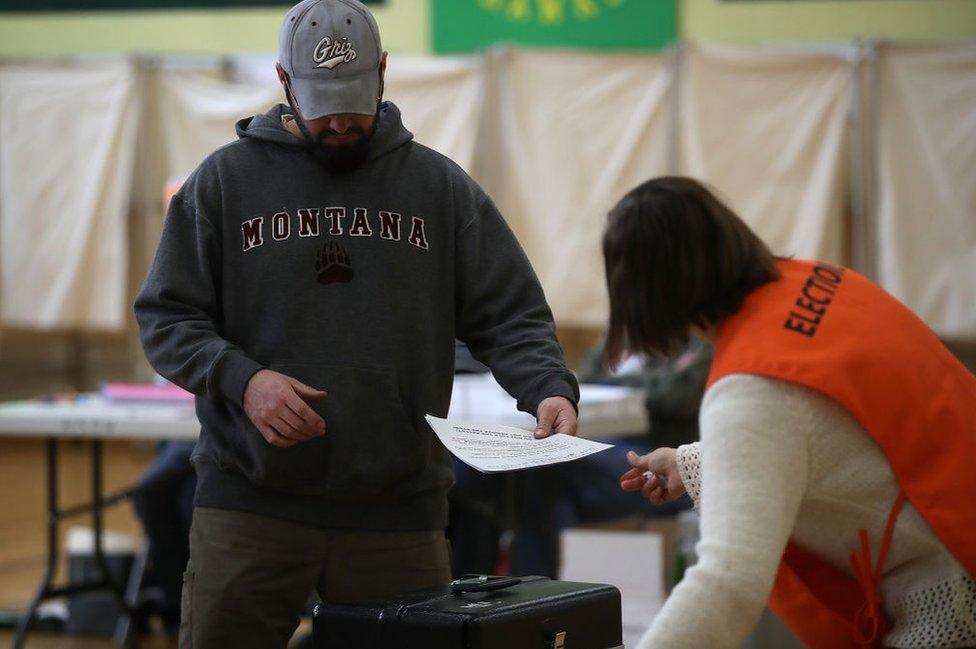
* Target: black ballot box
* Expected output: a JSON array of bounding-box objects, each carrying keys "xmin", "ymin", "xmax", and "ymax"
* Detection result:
[{"xmin": 313, "ymin": 575, "xmax": 623, "ymax": 649}]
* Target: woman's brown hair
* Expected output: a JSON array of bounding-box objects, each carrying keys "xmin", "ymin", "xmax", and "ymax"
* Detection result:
[{"xmin": 603, "ymin": 176, "xmax": 780, "ymax": 366}]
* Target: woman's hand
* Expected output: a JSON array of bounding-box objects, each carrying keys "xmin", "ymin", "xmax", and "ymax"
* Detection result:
[{"xmin": 620, "ymin": 447, "xmax": 686, "ymax": 505}]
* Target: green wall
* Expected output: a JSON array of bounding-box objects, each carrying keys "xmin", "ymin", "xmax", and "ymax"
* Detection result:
[
  {"xmin": 683, "ymin": 0, "xmax": 976, "ymax": 44},
  {"xmin": 0, "ymin": 0, "xmax": 428, "ymax": 56},
  {"xmin": 0, "ymin": 0, "xmax": 973, "ymax": 58}
]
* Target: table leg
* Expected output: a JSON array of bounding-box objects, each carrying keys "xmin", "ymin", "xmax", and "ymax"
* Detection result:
[
  {"xmin": 113, "ymin": 542, "xmax": 149, "ymax": 647},
  {"xmin": 10, "ymin": 438, "xmax": 140, "ymax": 649},
  {"xmin": 91, "ymin": 439, "xmax": 127, "ymax": 607},
  {"xmin": 11, "ymin": 438, "xmax": 60, "ymax": 649},
  {"xmin": 90, "ymin": 439, "xmax": 140, "ymax": 648},
  {"xmin": 85, "ymin": 438, "xmax": 136, "ymax": 647}
]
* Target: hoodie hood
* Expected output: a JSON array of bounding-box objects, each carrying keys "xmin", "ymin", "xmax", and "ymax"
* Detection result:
[{"xmin": 235, "ymin": 101, "xmax": 414, "ymax": 163}]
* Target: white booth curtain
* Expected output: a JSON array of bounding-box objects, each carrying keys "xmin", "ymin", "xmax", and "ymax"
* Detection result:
[
  {"xmin": 384, "ymin": 54, "xmax": 483, "ymax": 175},
  {"xmin": 159, "ymin": 68, "xmax": 282, "ymax": 182},
  {"xmin": 679, "ymin": 45, "xmax": 852, "ymax": 265},
  {"xmin": 488, "ymin": 49, "xmax": 673, "ymax": 327},
  {"xmin": 0, "ymin": 44, "xmax": 974, "ymax": 337},
  {"xmin": 159, "ymin": 54, "xmax": 483, "ymax": 181},
  {"xmin": 876, "ymin": 44, "xmax": 976, "ymax": 338},
  {"xmin": 0, "ymin": 60, "xmax": 140, "ymax": 331}
]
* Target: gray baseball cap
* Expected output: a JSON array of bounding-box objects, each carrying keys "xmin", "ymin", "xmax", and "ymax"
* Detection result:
[{"xmin": 279, "ymin": 0, "xmax": 383, "ymax": 119}]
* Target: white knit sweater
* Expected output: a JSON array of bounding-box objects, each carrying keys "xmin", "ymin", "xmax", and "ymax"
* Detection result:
[{"xmin": 637, "ymin": 374, "xmax": 976, "ymax": 649}]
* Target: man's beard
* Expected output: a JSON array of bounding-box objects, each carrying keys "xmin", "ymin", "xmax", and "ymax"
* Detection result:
[{"xmin": 308, "ymin": 106, "xmax": 380, "ymax": 173}]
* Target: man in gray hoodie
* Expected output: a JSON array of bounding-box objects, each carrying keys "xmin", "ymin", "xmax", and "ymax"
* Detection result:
[{"xmin": 134, "ymin": 1, "xmax": 579, "ymax": 647}]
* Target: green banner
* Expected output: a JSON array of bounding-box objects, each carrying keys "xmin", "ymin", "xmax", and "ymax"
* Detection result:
[
  {"xmin": 433, "ymin": 0, "xmax": 676, "ymax": 53},
  {"xmin": 0, "ymin": 0, "xmax": 382, "ymax": 11}
]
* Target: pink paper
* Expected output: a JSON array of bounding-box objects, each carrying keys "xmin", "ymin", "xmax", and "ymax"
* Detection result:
[{"xmin": 101, "ymin": 383, "xmax": 194, "ymax": 403}]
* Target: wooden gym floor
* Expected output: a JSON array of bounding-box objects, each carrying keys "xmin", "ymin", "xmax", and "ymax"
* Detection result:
[
  {"xmin": 0, "ymin": 438, "xmax": 161, "ymax": 647},
  {"xmin": 0, "ymin": 437, "xmax": 311, "ymax": 648}
]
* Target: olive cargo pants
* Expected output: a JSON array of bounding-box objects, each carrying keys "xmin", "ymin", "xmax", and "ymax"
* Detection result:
[{"xmin": 179, "ymin": 507, "xmax": 452, "ymax": 649}]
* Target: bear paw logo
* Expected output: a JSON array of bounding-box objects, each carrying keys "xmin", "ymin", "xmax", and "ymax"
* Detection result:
[{"xmin": 315, "ymin": 241, "xmax": 354, "ymax": 285}]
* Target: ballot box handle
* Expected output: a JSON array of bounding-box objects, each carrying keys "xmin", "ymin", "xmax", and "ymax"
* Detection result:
[{"xmin": 450, "ymin": 574, "xmax": 523, "ymax": 593}]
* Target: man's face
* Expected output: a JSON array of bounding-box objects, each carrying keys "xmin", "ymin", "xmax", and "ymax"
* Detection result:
[
  {"xmin": 302, "ymin": 112, "xmax": 375, "ymax": 147},
  {"xmin": 302, "ymin": 109, "xmax": 378, "ymax": 172},
  {"xmin": 276, "ymin": 55, "xmax": 386, "ymax": 172}
]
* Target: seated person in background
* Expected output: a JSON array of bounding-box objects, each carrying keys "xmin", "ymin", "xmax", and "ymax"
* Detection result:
[
  {"xmin": 578, "ymin": 335, "xmax": 712, "ymax": 451},
  {"xmin": 130, "ymin": 440, "xmax": 196, "ymax": 632},
  {"xmin": 508, "ymin": 337, "xmax": 707, "ymax": 579}
]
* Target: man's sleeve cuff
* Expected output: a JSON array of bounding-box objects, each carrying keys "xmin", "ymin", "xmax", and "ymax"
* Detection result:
[
  {"xmin": 518, "ymin": 373, "xmax": 581, "ymax": 416},
  {"xmin": 211, "ymin": 351, "xmax": 265, "ymax": 407}
]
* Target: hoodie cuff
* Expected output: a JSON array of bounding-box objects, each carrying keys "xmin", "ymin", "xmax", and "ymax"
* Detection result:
[
  {"xmin": 519, "ymin": 373, "xmax": 581, "ymax": 417},
  {"xmin": 211, "ymin": 351, "xmax": 265, "ymax": 407}
]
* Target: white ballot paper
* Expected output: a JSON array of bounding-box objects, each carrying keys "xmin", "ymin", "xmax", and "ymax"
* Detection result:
[{"xmin": 425, "ymin": 415, "xmax": 613, "ymax": 473}]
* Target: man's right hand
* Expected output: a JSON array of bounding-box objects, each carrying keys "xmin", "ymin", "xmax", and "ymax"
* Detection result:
[{"xmin": 243, "ymin": 369, "xmax": 327, "ymax": 448}]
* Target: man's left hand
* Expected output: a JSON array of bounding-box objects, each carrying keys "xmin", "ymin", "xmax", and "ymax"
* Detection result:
[{"xmin": 534, "ymin": 396, "xmax": 578, "ymax": 438}]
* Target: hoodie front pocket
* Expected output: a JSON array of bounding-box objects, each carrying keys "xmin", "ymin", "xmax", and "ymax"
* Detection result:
[{"xmin": 233, "ymin": 362, "xmax": 423, "ymax": 499}]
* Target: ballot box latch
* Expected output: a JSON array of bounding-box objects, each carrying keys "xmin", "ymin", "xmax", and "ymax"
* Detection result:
[{"xmin": 551, "ymin": 630, "xmax": 567, "ymax": 649}]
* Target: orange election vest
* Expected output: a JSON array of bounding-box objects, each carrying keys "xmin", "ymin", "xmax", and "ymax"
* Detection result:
[{"xmin": 706, "ymin": 258, "xmax": 976, "ymax": 649}]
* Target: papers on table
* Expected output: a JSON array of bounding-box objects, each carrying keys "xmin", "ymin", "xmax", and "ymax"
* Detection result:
[
  {"xmin": 425, "ymin": 415, "xmax": 613, "ymax": 473},
  {"xmin": 449, "ymin": 374, "xmax": 647, "ymax": 439},
  {"xmin": 101, "ymin": 382, "xmax": 193, "ymax": 403},
  {"xmin": 0, "ymin": 395, "xmax": 198, "ymax": 440}
]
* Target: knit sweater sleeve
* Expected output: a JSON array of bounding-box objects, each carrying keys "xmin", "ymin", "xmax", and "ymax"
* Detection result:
[
  {"xmin": 637, "ymin": 375, "xmax": 810, "ymax": 649},
  {"xmin": 675, "ymin": 442, "xmax": 702, "ymax": 507}
]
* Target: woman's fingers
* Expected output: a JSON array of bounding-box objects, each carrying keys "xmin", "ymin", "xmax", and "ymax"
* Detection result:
[
  {"xmin": 649, "ymin": 485, "xmax": 669, "ymax": 505},
  {"xmin": 620, "ymin": 476, "xmax": 646, "ymax": 492},
  {"xmin": 623, "ymin": 449, "xmax": 685, "ymax": 505},
  {"xmin": 640, "ymin": 474, "xmax": 662, "ymax": 499},
  {"xmin": 620, "ymin": 466, "xmax": 643, "ymax": 481},
  {"xmin": 626, "ymin": 450, "xmax": 650, "ymax": 469}
]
